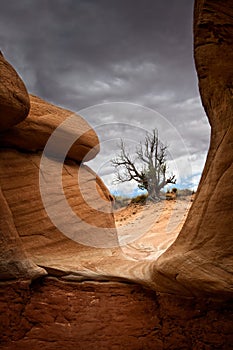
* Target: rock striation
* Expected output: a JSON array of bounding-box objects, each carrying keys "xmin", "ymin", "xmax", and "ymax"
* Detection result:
[
  {"xmin": 0, "ymin": 149, "xmax": 118, "ymax": 273},
  {"xmin": 0, "ymin": 55, "xmax": 117, "ymax": 281},
  {"xmin": 0, "ymin": 186, "xmax": 46, "ymax": 280},
  {"xmin": 0, "ymin": 0, "xmax": 233, "ymax": 348},
  {"xmin": 0, "ymin": 94, "xmax": 100, "ymax": 162},
  {"xmin": 2, "ymin": 0, "xmax": 232, "ymax": 295},
  {"xmin": 154, "ymin": 0, "xmax": 233, "ymax": 296}
]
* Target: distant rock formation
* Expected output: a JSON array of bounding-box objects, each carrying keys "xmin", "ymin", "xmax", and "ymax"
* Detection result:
[
  {"xmin": 154, "ymin": 0, "xmax": 233, "ymax": 296},
  {"xmin": 0, "ymin": 53, "xmax": 30, "ymax": 132}
]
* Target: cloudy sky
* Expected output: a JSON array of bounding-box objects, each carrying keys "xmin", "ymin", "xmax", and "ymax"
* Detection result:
[{"xmin": 0, "ymin": 0, "xmax": 210, "ymax": 195}]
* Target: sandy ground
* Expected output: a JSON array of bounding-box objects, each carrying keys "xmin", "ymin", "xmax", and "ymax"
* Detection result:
[
  {"xmin": 115, "ymin": 197, "xmax": 193, "ymax": 261},
  {"xmin": 33, "ymin": 196, "xmax": 193, "ymax": 287}
]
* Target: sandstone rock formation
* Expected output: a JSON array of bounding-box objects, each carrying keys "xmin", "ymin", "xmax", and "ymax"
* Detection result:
[
  {"xmin": 0, "ymin": 52, "xmax": 30, "ymax": 132},
  {"xmin": 1, "ymin": 0, "xmax": 233, "ymax": 348},
  {"xmin": 154, "ymin": 0, "xmax": 233, "ymax": 296},
  {"xmin": 0, "ymin": 149, "xmax": 118, "ymax": 275},
  {"xmin": 0, "ymin": 56, "xmax": 117, "ymax": 281},
  {"xmin": 1, "ymin": 0, "xmax": 232, "ymax": 296},
  {"xmin": 0, "ymin": 94, "xmax": 99, "ymax": 162},
  {"xmin": 0, "ymin": 53, "xmax": 46, "ymax": 280},
  {"xmin": 0, "ymin": 186, "xmax": 46, "ymax": 280}
]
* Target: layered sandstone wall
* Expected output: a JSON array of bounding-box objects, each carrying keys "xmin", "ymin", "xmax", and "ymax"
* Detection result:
[
  {"xmin": 154, "ymin": 0, "xmax": 233, "ymax": 297},
  {"xmin": 0, "ymin": 53, "xmax": 117, "ymax": 281}
]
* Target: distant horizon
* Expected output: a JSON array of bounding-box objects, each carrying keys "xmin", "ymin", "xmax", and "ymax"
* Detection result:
[{"xmin": 110, "ymin": 184, "xmax": 196, "ymax": 199}]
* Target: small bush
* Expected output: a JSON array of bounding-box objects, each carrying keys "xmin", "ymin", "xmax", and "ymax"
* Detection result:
[
  {"xmin": 131, "ymin": 193, "xmax": 148, "ymax": 204},
  {"xmin": 166, "ymin": 190, "xmax": 177, "ymax": 200}
]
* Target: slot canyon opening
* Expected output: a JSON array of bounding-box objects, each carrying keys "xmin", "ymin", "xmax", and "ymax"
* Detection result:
[
  {"xmin": 0, "ymin": 0, "xmax": 231, "ymax": 297},
  {"xmin": 0, "ymin": 0, "xmax": 232, "ymax": 349},
  {"xmin": 76, "ymin": 102, "xmax": 209, "ymax": 264}
]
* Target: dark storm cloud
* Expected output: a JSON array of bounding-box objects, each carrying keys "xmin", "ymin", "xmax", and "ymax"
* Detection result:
[
  {"xmin": 0, "ymin": 0, "xmax": 195, "ymax": 105},
  {"xmin": 0, "ymin": 0, "xmax": 210, "ymax": 191}
]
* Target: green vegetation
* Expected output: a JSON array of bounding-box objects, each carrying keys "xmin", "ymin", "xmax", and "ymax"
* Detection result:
[{"xmin": 130, "ymin": 193, "xmax": 148, "ymax": 204}]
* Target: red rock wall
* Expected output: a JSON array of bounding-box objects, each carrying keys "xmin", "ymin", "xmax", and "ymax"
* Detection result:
[
  {"xmin": 153, "ymin": 0, "xmax": 233, "ymax": 296},
  {"xmin": 1, "ymin": 278, "xmax": 233, "ymax": 350}
]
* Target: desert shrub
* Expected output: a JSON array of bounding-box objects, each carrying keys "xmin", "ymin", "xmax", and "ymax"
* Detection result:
[
  {"xmin": 165, "ymin": 187, "xmax": 177, "ymax": 200},
  {"xmin": 131, "ymin": 193, "xmax": 148, "ymax": 204},
  {"xmin": 166, "ymin": 192, "xmax": 175, "ymax": 200}
]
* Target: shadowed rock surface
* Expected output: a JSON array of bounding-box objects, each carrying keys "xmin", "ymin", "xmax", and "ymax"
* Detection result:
[{"xmin": 1, "ymin": 278, "xmax": 233, "ymax": 350}]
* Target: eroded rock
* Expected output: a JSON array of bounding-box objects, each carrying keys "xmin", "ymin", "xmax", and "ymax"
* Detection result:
[
  {"xmin": 0, "ymin": 1, "xmax": 233, "ymax": 348},
  {"xmin": 154, "ymin": 0, "xmax": 233, "ymax": 296},
  {"xmin": 0, "ymin": 186, "xmax": 46, "ymax": 280},
  {"xmin": 0, "ymin": 82, "xmax": 116, "ymax": 280},
  {"xmin": 0, "ymin": 53, "xmax": 30, "ymax": 132},
  {"xmin": 0, "ymin": 148, "xmax": 118, "ymax": 277},
  {"xmin": 0, "ymin": 95, "xmax": 99, "ymax": 162},
  {"xmin": 0, "ymin": 278, "xmax": 232, "ymax": 350}
]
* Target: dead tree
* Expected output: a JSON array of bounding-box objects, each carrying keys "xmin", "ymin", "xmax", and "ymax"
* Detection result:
[{"xmin": 111, "ymin": 129, "xmax": 176, "ymax": 201}]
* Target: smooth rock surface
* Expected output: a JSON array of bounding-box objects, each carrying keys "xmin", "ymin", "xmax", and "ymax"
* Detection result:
[
  {"xmin": 0, "ymin": 149, "xmax": 118, "ymax": 279},
  {"xmin": 0, "ymin": 52, "xmax": 30, "ymax": 131},
  {"xmin": 0, "ymin": 187, "xmax": 46, "ymax": 280},
  {"xmin": 0, "ymin": 90, "xmax": 114, "ymax": 281},
  {"xmin": 154, "ymin": 0, "xmax": 233, "ymax": 296},
  {"xmin": 0, "ymin": 95, "xmax": 99, "ymax": 162}
]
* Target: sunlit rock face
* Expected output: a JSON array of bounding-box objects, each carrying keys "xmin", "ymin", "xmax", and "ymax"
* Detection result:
[
  {"xmin": 0, "ymin": 186, "xmax": 46, "ymax": 280},
  {"xmin": 0, "ymin": 53, "xmax": 45, "ymax": 280},
  {"xmin": 0, "ymin": 94, "xmax": 100, "ymax": 162},
  {"xmin": 0, "ymin": 56, "xmax": 116, "ymax": 280},
  {"xmin": 154, "ymin": 0, "xmax": 233, "ymax": 296}
]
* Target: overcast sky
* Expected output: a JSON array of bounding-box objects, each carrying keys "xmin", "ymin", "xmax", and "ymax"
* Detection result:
[{"xmin": 0, "ymin": 0, "xmax": 210, "ymax": 195}]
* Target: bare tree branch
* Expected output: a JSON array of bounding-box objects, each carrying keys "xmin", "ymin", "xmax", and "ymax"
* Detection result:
[{"xmin": 111, "ymin": 130, "xmax": 176, "ymax": 200}]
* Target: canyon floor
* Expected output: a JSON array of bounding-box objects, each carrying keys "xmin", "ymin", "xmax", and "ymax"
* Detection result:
[
  {"xmin": 29, "ymin": 196, "xmax": 193, "ymax": 290},
  {"xmin": 3, "ymin": 196, "xmax": 233, "ymax": 350},
  {"xmin": 115, "ymin": 196, "xmax": 192, "ymax": 261}
]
